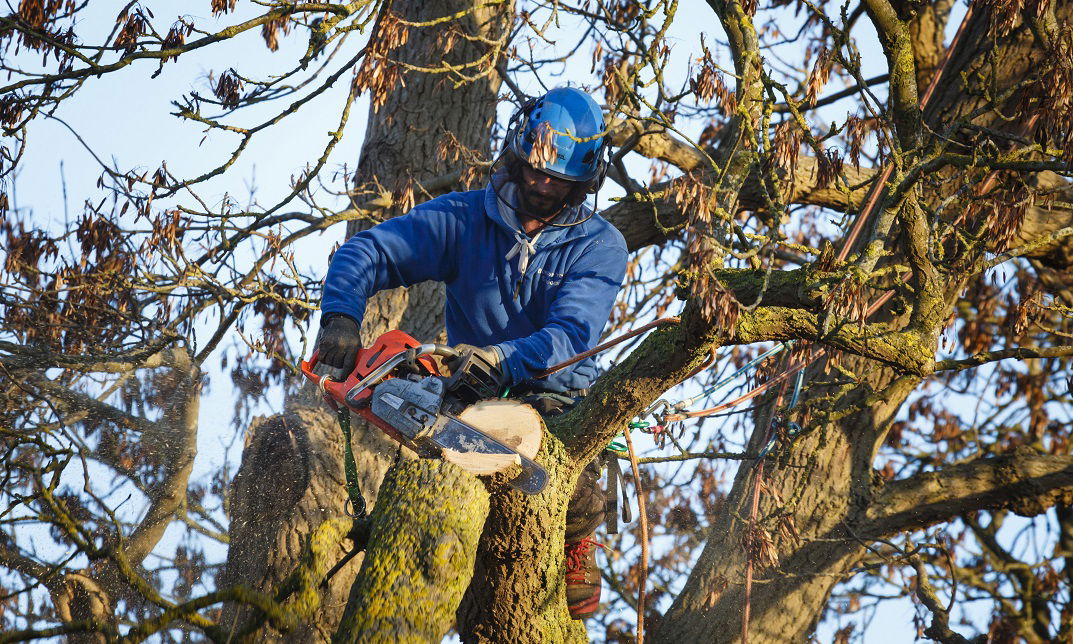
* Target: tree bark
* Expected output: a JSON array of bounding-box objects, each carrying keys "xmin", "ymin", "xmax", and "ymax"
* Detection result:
[{"xmin": 455, "ymin": 436, "xmax": 590, "ymax": 643}]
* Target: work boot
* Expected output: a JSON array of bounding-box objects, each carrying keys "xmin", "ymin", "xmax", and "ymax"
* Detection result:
[
  {"xmin": 565, "ymin": 535, "xmax": 604, "ymax": 619},
  {"xmin": 565, "ymin": 460, "xmax": 606, "ymax": 619}
]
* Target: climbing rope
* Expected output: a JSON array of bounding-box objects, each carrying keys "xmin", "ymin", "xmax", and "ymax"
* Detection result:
[
  {"xmin": 536, "ymin": 316, "xmax": 681, "ymax": 379},
  {"xmin": 621, "ymin": 425, "xmax": 648, "ymax": 644}
]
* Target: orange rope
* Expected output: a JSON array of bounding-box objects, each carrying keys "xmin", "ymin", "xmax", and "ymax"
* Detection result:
[
  {"xmin": 535, "ymin": 317, "xmax": 681, "ymax": 379},
  {"xmin": 741, "ymin": 459, "xmax": 763, "ymax": 644},
  {"xmin": 623, "ymin": 428, "xmax": 648, "ymax": 644}
]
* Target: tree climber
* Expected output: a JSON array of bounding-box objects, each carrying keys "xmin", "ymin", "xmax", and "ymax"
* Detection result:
[{"xmin": 316, "ymin": 86, "xmax": 628, "ymax": 620}]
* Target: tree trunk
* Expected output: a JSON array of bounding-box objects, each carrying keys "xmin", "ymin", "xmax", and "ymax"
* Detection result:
[
  {"xmin": 220, "ymin": 1, "xmax": 513, "ymax": 639},
  {"xmin": 657, "ymin": 359, "xmax": 918, "ymax": 642}
]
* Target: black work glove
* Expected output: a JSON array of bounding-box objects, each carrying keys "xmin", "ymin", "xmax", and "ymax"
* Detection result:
[
  {"xmin": 317, "ymin": 315, "xmax": 361, "ymax": 375},
  {"xmin": 444, "ymin": 344, "xmax": 509, "ymax": 402}
]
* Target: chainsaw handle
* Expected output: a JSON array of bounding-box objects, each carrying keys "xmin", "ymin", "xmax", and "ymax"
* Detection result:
[
  {"xmin": 301, "ymin": 350, "xmax": 336, "ymax": 385},
  {"xmin": 301, "ymin": 350, "xmax": 351, "ymax": 383},
  {"xmin": 431, "ymin": 344, "xmax": 460, "ymax": 359},
  {"xmin": 344, "ymin": 343, "xmax": 456, "ymax": 404}
]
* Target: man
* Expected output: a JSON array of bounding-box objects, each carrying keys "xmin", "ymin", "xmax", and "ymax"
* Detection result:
[{"xmin": 316, "ymin": 86, "xmax": 628, "ymax": 620}]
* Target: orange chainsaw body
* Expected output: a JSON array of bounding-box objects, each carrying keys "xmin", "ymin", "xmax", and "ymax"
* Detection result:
[{"xmin": 300, "ymin": 330, "xmax": 441, "ymax": 445}]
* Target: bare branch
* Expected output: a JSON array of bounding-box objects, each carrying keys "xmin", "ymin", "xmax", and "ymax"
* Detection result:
[{"xmin": 934, "ymin": 345, "xmax": 1073, "ymax": 373}]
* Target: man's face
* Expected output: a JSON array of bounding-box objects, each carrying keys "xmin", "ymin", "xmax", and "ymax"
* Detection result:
[{"xmin": 517, "ymin": 164, "xmax": 574, "ymax": 220}]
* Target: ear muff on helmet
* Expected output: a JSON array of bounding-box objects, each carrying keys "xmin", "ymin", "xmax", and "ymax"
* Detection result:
[{"xmin": 503, "ymin": 97, "xmax": 536, "ymax": 147}]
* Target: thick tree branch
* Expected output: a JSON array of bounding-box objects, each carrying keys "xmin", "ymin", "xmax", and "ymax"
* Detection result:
[
  {"xmin": 335, "ymin": 459, "xmax": 489, "ymax": 643},
  {"xmin": 0, "ymin": 531, "xmax": 52, "ymax": 582},
  {"xmin": 731, "ymin": 306, "xmax": 934, "ymax": 375},
  {"xmin": 559, "ymin": 299, "xmax": 726, "ymax": 462},
  {"xmin": 22, "ymin": 374, "xmax": 158, "ymax": 436},
  {"xmin": 119, "ymin": 359, "xmax": 201, "ymax": 568},
  {"xmin": 865, "ymin": 451, "xmax": 1073, "ymax": 537},
  {"xmin": 606, "ymin": 117, "xmax": 708, "ymax": 172},
  {"xmin": 605, "ymin": 154, "xmax": 1073, "ymax": 254}
]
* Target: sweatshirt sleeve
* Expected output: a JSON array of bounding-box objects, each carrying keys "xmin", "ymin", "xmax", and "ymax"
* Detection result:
[
  {"xmin": 493, "ymin": 235, "xmax": 628, "ymax": 387},
  {"xmin": 321, "ymin": 197, "xmax": 462, "ymax": 324}
]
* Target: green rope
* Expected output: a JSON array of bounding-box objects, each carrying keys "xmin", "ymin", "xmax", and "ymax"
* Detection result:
[
  {"xmin": 606, "ymin": 422, "xmax": 651, "ymax": 453},
  {"xmin": 336, "ymin": 408, "xmax": 367, "ymax": 518}
]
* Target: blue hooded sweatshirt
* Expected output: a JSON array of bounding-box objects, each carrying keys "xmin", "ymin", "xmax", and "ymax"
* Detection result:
[{"xmin": 321, "ymin": 178, "xmax": 628, "ymax": 393}]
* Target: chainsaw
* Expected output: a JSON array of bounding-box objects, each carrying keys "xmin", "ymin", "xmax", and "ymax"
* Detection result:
[{"xmin": 301, "ymin": 330, "xmax": 548, "ymax": 495}]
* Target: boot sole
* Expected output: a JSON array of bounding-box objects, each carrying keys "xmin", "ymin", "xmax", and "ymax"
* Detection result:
[{"xmin": 568, "ymin": 593, "xmax": 600, "ymax": 620}]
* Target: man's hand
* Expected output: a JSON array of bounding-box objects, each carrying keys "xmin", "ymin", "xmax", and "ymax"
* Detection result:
[
  {"xmin": 444, "ymin": 344, "xmax": 509, "ymax": 402},
  {"xmin": 317, "ymin": 315, "xmax": 361, "ymax": 373}
]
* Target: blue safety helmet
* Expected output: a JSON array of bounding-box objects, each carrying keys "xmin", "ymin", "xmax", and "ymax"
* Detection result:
[{"xmin": 509, "ymin": 87, "xmax": 608, "ymax": 185}]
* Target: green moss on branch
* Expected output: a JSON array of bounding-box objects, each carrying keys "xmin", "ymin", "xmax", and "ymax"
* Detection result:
[{"xmin": 333, "ymin": 459, "xmax": 489, "ymax": 644}]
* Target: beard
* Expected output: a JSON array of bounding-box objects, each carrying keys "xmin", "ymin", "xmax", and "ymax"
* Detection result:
[{"xmin": 517, "ymin": 184, "xmax": 566, "ymax": 221}]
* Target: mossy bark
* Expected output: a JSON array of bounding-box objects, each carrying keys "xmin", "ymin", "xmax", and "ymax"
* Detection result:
[
  {"xmin": 334, "ymin": 459, "xmax": 490, "ymax": 643},
  {"xmin": 456, "ymin": 431, "xmax": 588, "ymax": 644}
]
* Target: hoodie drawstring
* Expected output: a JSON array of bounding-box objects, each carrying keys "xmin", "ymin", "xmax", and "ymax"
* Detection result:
[
  {"xmin": 494, "ymin": 177, "xmax": 546, "ymax": 299},
  {"xmin": 505, "ymin": 229, "xmax": 542, "ymax": 298}
]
